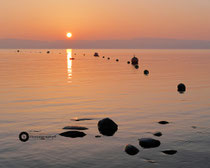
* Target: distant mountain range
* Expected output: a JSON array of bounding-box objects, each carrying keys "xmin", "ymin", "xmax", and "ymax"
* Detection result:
[{"xmin": 0, "ymin": 38, "xmax": 210, "ymax": 49}]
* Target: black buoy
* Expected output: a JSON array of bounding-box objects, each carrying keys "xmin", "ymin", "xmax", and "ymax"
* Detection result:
[
  {"xmin": 144, "ymin": 70, "xmax": 149, "ymax": 75},
  {"xmin": 127, "ymin": 61, "xmax": 130, "ymax": 64},
  {"xmin": 116, "ymin": 59, "xmax": 119, "ymax": 62},
  {"xmin": 47, "ymin": 51, "xmax": 50, "ymax": 54},
  {"xmin": 131, "ymin": 56, "xmax": 139, "ymax": 65},
  {"xmin": 177, "ymin": 83, "xmax": 186, "ymax": 93},
  {"xmin": 135, "ymin": 65, "xmax": 139, "ymax": 69}
]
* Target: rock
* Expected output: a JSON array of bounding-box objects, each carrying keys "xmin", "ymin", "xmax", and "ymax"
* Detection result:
[
  {"xmin": 127, "ymin": 61, "xmax": 130, "ymax": 64},
  {"xmin": 83, "ymin": 54, "xmax": 85, "ymax": 56},
  {"xmin": 116, "ymin": 59, "xmax": 119, "ymax": 62},
  {"xmin": 47, "ymin": 51, "xmax": 50, "ymax": 54},
  {"xmin": 162, "ymin": 150, "xmax": 177, "ymax": 155},
  {"xmin": 95, "ymin": 135, "xmax": 101, "ymax": 138},
  {"xmin": 70, "ymin": 58, "xmax": 75, "ymax": 60},
  {"xmin": 17, "ymin": 50, "xmax": 20, "ymax": 52},
  {"xmin": 71, "ymin": 118, "xmax": 93, "ymax": 121},
  {"xmin": 153, "ymin": 132, "xmax": 162, "ymax": 137},
  {"xmin": 94, "ymin": 52, "xmax": 99, "ymax": 57},
  {"xmin": 158, "ymin": 121, "xmax": 169, "ymax": 125},
  {"xmin": 135, "ymin": 65, "xmax": 139, "ymax": 69},
  {"xmin": 144, "ymin": 70, "xmax": 149, "ymax": 75},
  {"xmin": 125, "ymin": 144, "xmax": 139, "ymax": 155},
  {"xmin": 139, "ymin": 138, "xmax": 161, "ymax": 148},
  {"xmin": 59, "ymin": 131, "xmax": 86, "ymax": 138},
  {"xmin": 98, "ymin": 118, "xmax": 118, "ymax": 136},
  {"xmin": 102, "ymin": 56, "xmax": 105, "ymax": 58},
  {"xmin": 107, "ymin": 57, "xmax": 110, "ymax": 60},
  {"xmin": 63, "ymin": 126, "xmax": 88, "ymax": 130},
  {"xmin": 177, "ymin": 83, "xmax": 186, "ymax": 93},
  {"xmin": 131, "ymin": 56, "xmax": 139, "ymax": 65}
]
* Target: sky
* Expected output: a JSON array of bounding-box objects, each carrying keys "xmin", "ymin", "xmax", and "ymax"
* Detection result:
[{"xmin": 0, "ymin": 0, "xmax": 210, "ymax": 41}]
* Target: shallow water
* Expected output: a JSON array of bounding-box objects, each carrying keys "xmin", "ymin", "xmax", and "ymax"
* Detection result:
[{"xmin": 0, "ymin": 49, "xmax": 210, "ymax": 168}]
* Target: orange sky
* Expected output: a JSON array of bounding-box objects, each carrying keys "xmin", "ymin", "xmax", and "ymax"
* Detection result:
[{"xmin": 0, "ymin": 0, "xmax": 210, "ymax": 41}]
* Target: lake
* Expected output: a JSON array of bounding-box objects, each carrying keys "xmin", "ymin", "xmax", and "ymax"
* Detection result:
[{"xmin": 0, "ymin": 49, "xmax": 210, "ymax": 168}]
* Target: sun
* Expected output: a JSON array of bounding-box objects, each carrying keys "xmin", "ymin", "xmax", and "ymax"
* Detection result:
[{"xmin": 66, "ymin": 32, "xmax": 72, "ymax": 38}]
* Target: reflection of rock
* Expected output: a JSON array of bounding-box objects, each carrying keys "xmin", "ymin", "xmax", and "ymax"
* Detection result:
[
  {"xmin": 144, "ymin": 70, "xmax": 149, "ymax": 75},
  {"xmin": 153, "ymin": 132, "xmax": 162, "ymax": 137},
  {"xmin": 63, "ymin": 126, "xmax": 88, "ymax": 130},
  {"xmin": 139, "ymin": 138, "xmax": 161, "ymax": 148},
  {"xmin": 158, "ymin": 121, "xmax": 169, "ymax": 125},
  {"xmin": 162, "ymin": 150, "xmax": 177, "ymax": 155},
  {"xmin": 131, "ymin": 56, "xmax": 139, "ymax": 65},
  {"xmin": 59, "ymin": 131, "xmax": 86, "ymax": 138},
  {"xmin": 177, "ymin": 83, "xmax": 186, "ymax": 93},
  {"xmin": 125, "ymin": 144, "xmax": 139, "ymax": 155},
  {"xmin": 71, "ymin": 118, "xmax": 93, "ymax": 121},
  {"xmin": 98, "ymin": 118, "xmax": 118, "ymax": 136}
]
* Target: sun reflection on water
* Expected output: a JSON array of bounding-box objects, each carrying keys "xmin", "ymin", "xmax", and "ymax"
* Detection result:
[{"xmin": 67, "ymin": 49, "xmax": 72, "ymax": 83}]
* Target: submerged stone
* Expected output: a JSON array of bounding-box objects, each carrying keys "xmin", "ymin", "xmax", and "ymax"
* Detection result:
[
  {"xmin": 59, "ymin": 131, "xmax": 86, "ymax": 138},
  {"xmin": 158, "ymin": 121, "xmax": 169, "ymax": 125},
  {"xmin": 125, "ymin": 144, "xmax": 139, "ymax": 155},
  {"xmin": 162, "ymin": 150, "xmax": 177, "ymax": 155},
  {"xmin": 63, "ymin": 126, "xmax": 88, "ymax": 130},
  {"xmin": 98, "ymin": 118, "xmax": 118, "ymax": 136},
  {"xmin": 177, "ymin": 83, "xmax": 186, "ymax": 93},
  {"xmin": 139, "ymin": 138, "xmax": 161, "ymax": 148}
]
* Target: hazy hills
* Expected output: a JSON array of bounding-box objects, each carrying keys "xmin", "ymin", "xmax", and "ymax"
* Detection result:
[{"xmin": 0, "ymin": 38, "xmax": 210, "ymax": 49}]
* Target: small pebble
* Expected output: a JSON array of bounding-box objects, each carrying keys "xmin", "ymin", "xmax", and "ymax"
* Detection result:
[
  {"xmin": 153, "ymin": 132, "xmax": 162, "ymax": 137},
  {"xmin": 125, "ymin": 144, "xmax": 139, "ymax": 155}
]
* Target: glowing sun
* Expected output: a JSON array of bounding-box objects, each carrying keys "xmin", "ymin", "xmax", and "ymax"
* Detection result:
[{"xmin": 66, "ymin": 32, "xmax": 72, "ymax": 38}]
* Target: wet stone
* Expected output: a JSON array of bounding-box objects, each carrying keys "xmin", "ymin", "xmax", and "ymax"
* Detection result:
[
  {"xmin": 162, "ymin": 150, "xmax": 177, "ymax": 155},
  {"xmin": 158, "ymin": 121, "xmax": 169, "ymax": 125},
  {"xmin": 98, "ymin": 118, "xmax": 118, "ymax": 136},
  {"xmin": 125, "ymin": 144, "xmax": 139, "ymax": 155},
  {"xmin": 139, "ymin": 138, "xmax": 161, "ymax": 148},
  {"xmin": 59, "ymin": 131, "xmax": 86, "ymax": 138},
  {"xmin": 153, "ymin": 132, "xmax": 162, "ymax": 137}
]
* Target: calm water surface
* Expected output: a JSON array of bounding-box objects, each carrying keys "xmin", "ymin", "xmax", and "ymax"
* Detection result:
[{"xmin": 0, "ymin": 49, "xmax": 210, "ymax": 168}]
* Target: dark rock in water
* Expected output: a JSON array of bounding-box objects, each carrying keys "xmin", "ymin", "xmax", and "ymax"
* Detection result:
[
  {"xmin": 74, "ymin": 53, "xmax": 76, "ymax": 55},
  {"xmin": 139, "ymin": 138, "xmax": 161, "ymax": 148},
  {"xmin": 63, "ymin": 126, "xmax": 88, "ymax": 130},
  {"xmin": 102, "ymin": 56, "xmax": 105, "ymax": 58},
  {"xmin": 162, "ymin": 150, "xmax": 177, "ymax": 155},
  {"xmin": 158, "ymin": 121, "xmax": 169, "ymax": 125},
  {"xmin": 131, "ymin": 56, "xmax": 139, "ymax": 65},
  {"xmin": 59, "ymin": 131, "xmax": 86, "ymax": 138},
  {"xmin": 127, "ymin": 61, "xmax": 130, "ymax": 64},
  {"xmin": 135, "ymin": 65, "xmax": 139, "ymax": 69},
  {"xmin": 144, "ymin": 70, "xmax": 149, "ymax": 75},
  {"xmin": 177, "ymin": 83, "xmax": 186, "ymax": 93},
  {"xmin": 17, "ymin": 50, "xmax": 20, "ymax": 52},
  {"xmin": 116, "ymin": 59, "xmax": 119, "ymax": 62},
  {"xmin": 98, "ymin": 118, "xmax": 118, "ymax": 136},
  {"xmin": 47, "ymin": 51, "xmax": 50, "ymax": 54},
  {"xmin": 192, "ymin": 126, "xmax": 197, "ymax": 129},
  {"xmin": 71, "ymin": 118, "xmax": 93, "ymax": 121},
  {"xmin": 94, "ymin": 52, "xmax": 99, "ymax": 57},
  {"xmin": 107, "ymin": 57, "xmax": 110, "ymax": 60},
  {"xmin": 125, "ymin": 144, "xmax": 139, "ymax": 155},
  {"xmin": 95, "ymin": 135, "xmax": 101, "ymax": 138},
  {"xmin": 153, "ymin": 132, "xmax": 162, "ymax": 137}
]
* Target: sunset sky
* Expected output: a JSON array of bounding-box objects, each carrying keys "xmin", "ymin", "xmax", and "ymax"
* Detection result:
[{"xmin": 0, "ymin": 0, "xmax": 210, "ymax": 41}]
